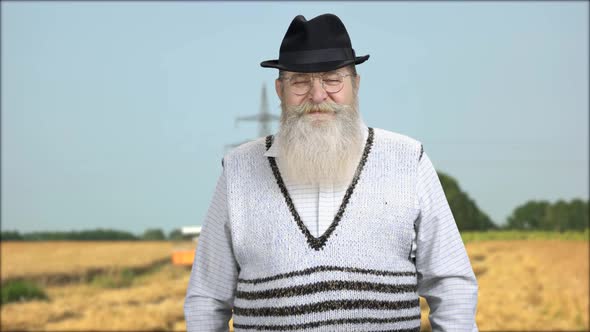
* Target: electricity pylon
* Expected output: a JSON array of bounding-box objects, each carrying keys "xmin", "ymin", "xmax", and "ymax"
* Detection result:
[{"xmin": 227, "ymin": 84, "xmax": 279, "ymax": 149}]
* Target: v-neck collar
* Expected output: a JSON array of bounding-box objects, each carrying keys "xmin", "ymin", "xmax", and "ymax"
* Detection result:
[{"xmin": 265, "ymin": 127, "xmax": 374, "ymax": 251}]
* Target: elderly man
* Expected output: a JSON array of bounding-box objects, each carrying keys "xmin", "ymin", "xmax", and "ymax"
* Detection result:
[{"xmin": 184, "ymin": 13, "xmax": 479, "ymax": 332}]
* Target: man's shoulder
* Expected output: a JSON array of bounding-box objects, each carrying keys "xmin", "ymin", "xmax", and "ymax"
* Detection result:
[
  {"xmin": 222, "ymin": 136, "xmax": 268, "ymax": 167},
  {"xmin": 372, "ymin": 127, "xmax": 422, "ymax": 148},
  {"xmin": 371, "ymin": 127, "xmax": 424, "ymax": 162}
]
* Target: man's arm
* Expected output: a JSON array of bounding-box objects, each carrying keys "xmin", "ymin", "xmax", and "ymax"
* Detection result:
[
  {"xmin": 184, "ymin": 170, "xmax": 238, "ymax": 332},
  {"xmin": 414, "ymin": 151, "xmax": 479, "ymax": 332}
]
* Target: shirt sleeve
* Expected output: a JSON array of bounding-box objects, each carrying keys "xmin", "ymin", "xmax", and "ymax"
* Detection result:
[
  {"xmin": 184, "ymin": 170, "xmax": 238, "ymax": 332},
  {"xmin": 414, "ymin": 151, "xmax": 479, "ymax": 332}
]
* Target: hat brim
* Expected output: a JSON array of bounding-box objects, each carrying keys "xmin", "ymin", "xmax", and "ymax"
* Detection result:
[{"xmin": 260, "ymin": 55, "xmax": 369, "ymax": 73}]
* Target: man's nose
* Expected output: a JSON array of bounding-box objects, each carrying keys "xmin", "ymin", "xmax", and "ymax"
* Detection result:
[{"xmin": 308, "ymin": 77, "xmax": 327, "ymax": 104}]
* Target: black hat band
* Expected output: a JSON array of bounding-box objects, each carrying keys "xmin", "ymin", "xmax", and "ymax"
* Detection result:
[{"xmin": 279, "ymin": 48, "xmax": 354, "ymax": 65}]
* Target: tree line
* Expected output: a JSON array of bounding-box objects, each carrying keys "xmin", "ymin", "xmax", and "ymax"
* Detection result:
[
  {"xmin": 505, "ymin": 199, "xmax": 588, "ymax": 231},
  {"xmin": 0, "ymin": 228, "xmax": 187, "ymax": 241},
  {"xmin": 432, "ymin": 171, "xmax": 587, "ymax": 232}
]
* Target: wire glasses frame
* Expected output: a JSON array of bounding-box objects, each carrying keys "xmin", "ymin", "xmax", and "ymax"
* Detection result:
[{"xmin": 281, "ymin": 71, "xmax": 355, "ymax": 96}]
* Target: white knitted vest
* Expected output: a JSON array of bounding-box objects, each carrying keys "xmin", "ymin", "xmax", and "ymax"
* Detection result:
[{"xmin": 223, "ymin": 127, "xmax": 423, "ymax": 332}]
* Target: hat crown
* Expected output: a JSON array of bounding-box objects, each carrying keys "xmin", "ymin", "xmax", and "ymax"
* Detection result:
[
  {"xmin": 260, "ymin": 13, "xmax": 369, "ymax": 72},
  {"xmin": 280, "ymin": 14, "xmax": 352, "ymax": 52}
]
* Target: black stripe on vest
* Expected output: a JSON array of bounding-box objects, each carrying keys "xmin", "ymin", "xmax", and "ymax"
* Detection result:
[
  {"xmin": 233, "ymin": 315, "xmax": 421, "ymax": 331},
  {"xmin": 236, "ymin": 280, "xmax": 417, "ymax": 300},
  {"xmin": 233, "ymin": 298, "xmax": 420, "ymax": 317},
  {"xmin": 238, "ymin": 265, "xmax": 416, "ymax": 285}
]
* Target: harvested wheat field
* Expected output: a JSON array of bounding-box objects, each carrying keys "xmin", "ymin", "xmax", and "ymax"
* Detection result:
[
  {"xmin": 1, "ymin": 240, "xmax": 588, "ymax": 331},
  {"xmin": 465, "ymin": 240, "xmax": 589, "ymax": 331},
  {"xmin": 1, "ymin": 241, "xmax": 194, "ymax": 284},
  {"xmin": 1, "ymin": 262, "xmax": 191, "ymax": 331}
]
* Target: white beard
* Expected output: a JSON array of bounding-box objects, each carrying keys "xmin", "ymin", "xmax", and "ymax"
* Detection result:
[{"xmin": 275, "ymin": 97, "xmax": 364, "ymax": 186}]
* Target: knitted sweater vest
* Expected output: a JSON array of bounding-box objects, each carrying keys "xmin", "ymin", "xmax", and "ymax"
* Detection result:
[{"xmin": 223, "ymin": 127, "xmax": 423, "ymax": 332}]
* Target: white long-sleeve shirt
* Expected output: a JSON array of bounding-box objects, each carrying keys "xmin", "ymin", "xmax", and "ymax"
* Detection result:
[{"xmin": 184, "ymin": 126, "xmax": 478, "ymax": 332}]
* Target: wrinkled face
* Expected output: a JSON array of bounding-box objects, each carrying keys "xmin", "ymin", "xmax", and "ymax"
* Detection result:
[{"xmin": 275, "ymin": 68, "xmax": 360, "ymax": 117}]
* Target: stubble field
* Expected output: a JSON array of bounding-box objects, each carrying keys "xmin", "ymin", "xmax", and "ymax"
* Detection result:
[
  {"xmin": 1, "ymin": 239, "xmax": 588, "ymax": 331},
  {"xmin": 1, "ymin": 241, "xmax": 181, "ymax": 283}
]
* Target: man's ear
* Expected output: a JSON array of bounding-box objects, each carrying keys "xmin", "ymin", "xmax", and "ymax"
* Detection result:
[
  {"xmin": 275, "ymin": 79, "xmax": 283, "ymax": 100},
  {"xmin": 354, "ymin": 74, "xmax": 361, "ymax": 93}
]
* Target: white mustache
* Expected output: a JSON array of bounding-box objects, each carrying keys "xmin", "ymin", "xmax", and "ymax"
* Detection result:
[{"xmin": 285, "ymin": 102, "xmax": 351, "ymax": 116}]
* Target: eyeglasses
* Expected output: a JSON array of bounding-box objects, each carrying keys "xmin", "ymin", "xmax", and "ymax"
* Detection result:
[{"xmin": 281, "ymin": 71, "xmax": 354, "ymax": 96}]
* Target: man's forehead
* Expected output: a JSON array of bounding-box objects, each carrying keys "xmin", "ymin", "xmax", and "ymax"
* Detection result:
[{"xmin": 283, "ymin": 69, "xmax": 347, "ymax": 76}]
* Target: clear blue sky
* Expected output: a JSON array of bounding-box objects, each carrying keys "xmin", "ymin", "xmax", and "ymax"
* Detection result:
[{"xmin": 2, "ymin": 2, "xmax": 588, "ymax": 235}]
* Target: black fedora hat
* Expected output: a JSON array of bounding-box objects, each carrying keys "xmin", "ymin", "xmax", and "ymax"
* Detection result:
[{"xmin": 260, "ymin": 14, "xmax": 369, "ymax": 73}]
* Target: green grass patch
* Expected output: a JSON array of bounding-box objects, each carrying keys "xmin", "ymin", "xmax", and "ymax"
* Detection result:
[
  {"xmin": 89, "ymin": 260, "xmax": 169, "ymax": 288},
  {"xmin": 461, "ymin": 229, "xmax": 589, "ymax": 243},
  {"xmin": 130, "ymin": 263, "xmax": 166, "ymax": 285},
  {"xmin": 1, "ymin": 280, "xmax": 49, "ymax": 304},
  {"xmin": 91, "ymin": 268, "xmax": 136, "ymax": 288}
]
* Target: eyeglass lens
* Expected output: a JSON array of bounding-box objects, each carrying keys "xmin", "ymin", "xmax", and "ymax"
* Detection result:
[{"xmin": 288, "ymin": 73, "xmax": 346, "ymax": 95}]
